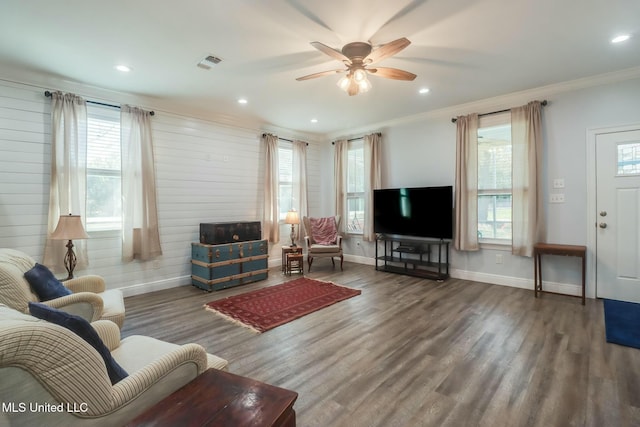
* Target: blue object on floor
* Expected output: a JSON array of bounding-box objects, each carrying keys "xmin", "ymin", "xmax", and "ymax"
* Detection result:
[{"xmin": 604, "ymin": 299, "xmax": 640, "ymax": 349}]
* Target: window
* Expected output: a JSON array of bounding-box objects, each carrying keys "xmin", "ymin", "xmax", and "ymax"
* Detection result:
[
  {"xmin": 617, "ymin": 142, "xmax": 640, "ymax": 175},
  {"xmin": 278, "ymin": 141, "xmax": 293, "ymax": 220},
  {"xmin": 86, "ymin": 105, "xmax": 121, "ymax": 232},
  {"xmin": 346, "ymin": 139, "xmax": 364, "ymax": 233},
  {"xmin": 477, "ymin": 113, "xmax": 512, "ymax": 243}
]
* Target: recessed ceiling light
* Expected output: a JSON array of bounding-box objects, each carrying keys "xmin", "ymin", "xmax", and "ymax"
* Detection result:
[
  {"xmin": 419, "ymin": 88, "xmax": 430, "ymax": 94},
  {"xmin": 311, "ymin": 118, "xmax": 318, "ymax": 123},
  {"xmin": 611, "ymin": 34, "xmax": 631, "ymax": 43},
  {"xmin": 115, "ymin": 65, "xmax": 131, "ymax": 72},
  {"xmin": 238, "ymin": 98, "xmax": 248, "ymax": 104}
]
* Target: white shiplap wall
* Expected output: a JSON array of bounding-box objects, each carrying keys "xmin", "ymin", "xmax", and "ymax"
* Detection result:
[{"xmin": 0, "ymin": 79, "xmax": 323, "ymax": 295}]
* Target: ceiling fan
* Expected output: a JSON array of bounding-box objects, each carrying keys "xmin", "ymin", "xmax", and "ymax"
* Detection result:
[{"xmin": 296, "ymin": 37, "xmax": 416, "ymax": 96}]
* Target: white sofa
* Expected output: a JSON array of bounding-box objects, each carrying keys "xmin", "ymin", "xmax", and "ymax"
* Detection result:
[{"xmin": 0, "ymin": 304, "xmax": 228, "ymax": 426}]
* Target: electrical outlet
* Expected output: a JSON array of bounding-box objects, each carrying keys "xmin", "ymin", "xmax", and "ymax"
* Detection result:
[
  {"xmin": 495, "ymin": 254, "xmax": 503, "ymax": 264},
  {"xmin": 553, "ymin": 178, "xmax": 565, "ymax": 189},
  {"xmin": 550, "ymin": 193, "xmax": 565, "ymax": 203}
]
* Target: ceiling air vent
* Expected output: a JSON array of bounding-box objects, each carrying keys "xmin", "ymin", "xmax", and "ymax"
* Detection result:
[{"xmin": 197, "ymin": 55, "xmax": 222, "ymax": 70}]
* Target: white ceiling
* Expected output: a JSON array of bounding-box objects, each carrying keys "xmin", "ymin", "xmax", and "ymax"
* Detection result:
[{"xmin": 1, "ymin": 0, "xmax": 639, "ymax": 135}]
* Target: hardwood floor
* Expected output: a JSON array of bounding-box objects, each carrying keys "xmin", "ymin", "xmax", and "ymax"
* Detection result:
[{"xmin": 121, "ymin": 263, "xmax": 640, "ymax": 427}]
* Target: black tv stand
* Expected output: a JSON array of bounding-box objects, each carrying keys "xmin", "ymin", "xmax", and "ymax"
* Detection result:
[{"xmin": 375, "ymin": 235, "xmax": 449, "ymax": 281}]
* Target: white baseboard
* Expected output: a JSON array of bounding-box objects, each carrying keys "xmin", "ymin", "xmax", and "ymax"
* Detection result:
[
  {"xmin": 344, "ymin": 254, "xmax": 376, "ymax": 266},
  {"xmin": 118, "ymin": 259, "xmax": 582, "ymax": 299},
  {"xmin": 345, "ymin": 256, "xmax": 583, "ymax": 297},
  {"xmin": 450, "ymin": 268, "xmax": 582, "ymax": 296},
  {"xmin": 119, "ymin": 275, "xmax": 191, "ymax": 297},
  {"xmin": 269, "ymin": 258, "xmax": 283, "ymax": 269}
]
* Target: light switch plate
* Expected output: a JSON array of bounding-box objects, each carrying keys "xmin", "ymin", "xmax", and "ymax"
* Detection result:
[
  {"xmin": 553, "ymin": 178, "xmax": 565, "ymax": 189},
  {"xmin": 550, "ymin": 193, "xmax": 565, "ymax": 203}
]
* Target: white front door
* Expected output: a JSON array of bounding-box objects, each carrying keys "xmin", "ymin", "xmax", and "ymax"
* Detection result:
[{"xmin": 596, "ymin": 128, "xmax": 640, "ymax": 302}]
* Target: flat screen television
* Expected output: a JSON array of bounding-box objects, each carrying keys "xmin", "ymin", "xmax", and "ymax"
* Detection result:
[{"xmin": 373, "ymin": 186, "xmax": 453, "ymax": 240}]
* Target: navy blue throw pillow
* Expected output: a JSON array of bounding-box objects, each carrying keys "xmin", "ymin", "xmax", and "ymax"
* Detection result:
[
  {"xmin": 24, "ymin": 263, "xmax": 72, "ymax": 301},
  {"xmin": 28, "ymin": 302, "xmax": 128, "ymax": 385}
]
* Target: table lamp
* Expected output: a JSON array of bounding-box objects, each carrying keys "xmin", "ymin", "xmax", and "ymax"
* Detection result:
[
  {"xmin": 50, "ymin": 214, "xmax": 89, "ymax": 280},
  {"xmin": 284, "ymin": 209, "xmax": 300, "ymax": 247}
]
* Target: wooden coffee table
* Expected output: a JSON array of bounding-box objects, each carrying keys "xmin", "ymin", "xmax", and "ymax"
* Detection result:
[{"xmin": 125, "ymin": 368, "xmax": 298, "ymax": 427}]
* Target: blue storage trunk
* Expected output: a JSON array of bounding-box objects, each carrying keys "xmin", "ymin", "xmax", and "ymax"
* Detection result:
[{"xmin": 191, "ymin": 239, "xmax": 269, "ymax": 291}]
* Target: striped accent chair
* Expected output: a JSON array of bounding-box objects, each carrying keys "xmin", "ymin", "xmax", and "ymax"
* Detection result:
[
  {"xmin": 0, "ymin": 249, "xmax": 125, "ymax": 328},
  {"xmin": 302, "ymin": 216, "xmax": 344, "ymax": 271},
  {"xmin": 0, "ymin": 304, "xmax": 228, "ymax": 426}
]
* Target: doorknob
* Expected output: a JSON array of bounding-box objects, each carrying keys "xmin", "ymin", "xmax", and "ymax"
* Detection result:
[
  {"xmin": 599, "ymin": 222, "xmax": 607, "ymax": 229},
  {"xmin": 600, "ymin": 211, "xmax": 607, "ymax": 217}
]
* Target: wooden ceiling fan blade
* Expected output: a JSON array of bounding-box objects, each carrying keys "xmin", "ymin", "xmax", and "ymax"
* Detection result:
[
  {"xmin": 310, "ymin": 41, "xmax": 350, "ymax": 63},
  {"xmin": 368, "ymin": 67, "xmax": 416, "ymax": 81},
  {"xmin": 296, "ymin": 69, "xmax": 344, "ymax": 81},
  {"xmin": 364, "ymin": 37, "xmax": 411, "ymax": 64}
]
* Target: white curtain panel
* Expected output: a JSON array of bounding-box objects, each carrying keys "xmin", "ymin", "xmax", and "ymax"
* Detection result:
[
  {"xmin": 44, "ymin": 91, "xmax": 89, "ymax": 271},
  {"xmin": 262, "ymin": 133, "xmax": 280, "ymax": 243},
  {"xmin": 363, "ymin": 133, "xmax": 382, "ymax": 241},
  {"xmin": 333, "ymin": 139, "xmax": 348, "ymax": 235},
  {"xmin": 454, "ymin": 113, "xmax": 480, "ymax": 251},
  {"xmin": 120, "ymin": 105, "xmax": 162, "ymax": 261},
  {"xmin": 292, "ymin": 140, "xmax": 309, "ymax": 242},
  {"xmin": 511, "ymin": 101, "xmax": 544, "ymax": 257}
]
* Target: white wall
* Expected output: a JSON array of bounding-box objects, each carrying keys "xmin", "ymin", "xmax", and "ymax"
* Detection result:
[
  {"xmin": 0, "ymin": 78, "xmax": 323, "ymax": 295},
  {"xmin": 3, "ymin": 70, "xmax": 640, "ymax": 298},
  {"xmin": 335, "ymin": 73, "xmax": 640, "ymax": 297}
]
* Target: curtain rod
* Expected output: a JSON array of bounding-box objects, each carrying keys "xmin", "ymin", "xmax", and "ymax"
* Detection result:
[
  {"xmin": 451, "ymin": 100, "xmax": 547, "ymax": 123},
  {"xmin": 261, "ymin": 133, "xmax": 308, "ymax": 145},
  {"xmin": 331, "ymin": 132, "xmax": 381, "ymax": 145},
  {"xmin": 44, "ymin": 91, "xmax": 155, "ymax": 116}
]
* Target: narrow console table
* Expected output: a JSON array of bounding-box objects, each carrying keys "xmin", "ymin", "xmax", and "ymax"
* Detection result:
[
  {"xmin": 125, "ymin": 368, "xmax": 298, "ymax": 427},
  {"xmin": 533, "ymin": 242, "xmax": 586, "ymax": 305},
  {"xmin": 375, "ymin": 235, "xmax": 449, "ymax": 281}
]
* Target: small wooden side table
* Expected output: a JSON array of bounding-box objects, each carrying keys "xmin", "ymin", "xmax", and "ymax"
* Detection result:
[
  {"xmin": 286, "ymin": 253, "xmax": 304, "ymax": 276},
  {"xmin": 533, "ymin": 242, "xmax": 587, "ymax": 305},
  {"xmin": 125, "ymin": 368, "xmax": 298, "ymax": 427},
  {"xmin": 282, "ymin": 245, "xmax": 302, "ymax": 273}
]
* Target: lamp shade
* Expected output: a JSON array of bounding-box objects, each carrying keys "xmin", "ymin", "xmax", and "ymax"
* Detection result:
[
  {"xmin": 50, "ymin": 214, "xmax": 89, "ymax": 240},
  {"xmin": 284, "ymin": 209, "xmax": 300, "ymax": 225}
]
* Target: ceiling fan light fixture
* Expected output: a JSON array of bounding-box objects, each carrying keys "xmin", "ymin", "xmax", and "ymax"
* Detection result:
[
  {"xmin": 337, "ymin": 70, "xmax": 371, "ymax": 96},
  {"xmin": 358, "ymin": 77, "xmax": 372, "ymax": 93},
  {"xmin": 337, "ymin": 75, "xmax": 351, "ymax": 91},
  {"xmin": 353, "ymin": 69, "xmax": 367, "ymax": 82},
  {"xmin": 301, "ymin": 38, "xmax": 413, "ymax": 95}
]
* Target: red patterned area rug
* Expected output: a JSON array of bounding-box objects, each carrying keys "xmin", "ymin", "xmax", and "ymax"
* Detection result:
[{"xmin": 204, "ymin": 277, "xmax": 361, "ymax": 333}]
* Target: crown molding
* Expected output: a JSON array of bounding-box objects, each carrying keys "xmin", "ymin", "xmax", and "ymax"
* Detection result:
[
  {"xmin": 3, "ymin": 62, "xmax": 639, "ymax": 144},
  {"xmin": 325, "ymin": 66, "xmax": 640, "ymax": 141},
  {"xmin": 0, "ymin": 63, "xmax": 270, "ymax": 133}
]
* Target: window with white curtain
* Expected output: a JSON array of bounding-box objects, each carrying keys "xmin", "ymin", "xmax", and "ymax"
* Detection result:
[
  {"xmin": 86, "ymin": 105, "xmax": 121, "ymax": 232},
  {"xmin": 278, "ymin": 141, "xmax": 293, "ymax": 220},
  {"xmin": 477, "ymin": 112, "xmax": 512, "ymax": 243},
  {"xmin": 347, "ymin": 138, "xmax": 365, "ymax": 233}
]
